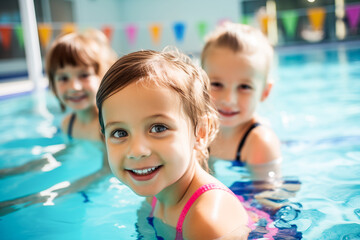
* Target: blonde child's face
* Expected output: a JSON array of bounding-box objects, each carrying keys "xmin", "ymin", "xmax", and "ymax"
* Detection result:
[
  {"xmin": 101, "ymin": 82, "xmax": 197, "ymax": 196},
  {"xmin": 54, "ymin": 65, "xmax": 100, "ymax": 112},
  {"xmin": 204, "ymin": 47, "xmax": 268, "ymax": 128}
]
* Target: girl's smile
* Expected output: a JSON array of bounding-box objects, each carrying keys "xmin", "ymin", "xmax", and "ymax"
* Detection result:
[
  {"xmin": 218, "ymin": 109, "xmax": 241, "ymax": 118},
  {"xmin": 65, "ymin": 92, "xmax": 89, "ymax": 103},
  {"xmin": 125, "ymin": 165, "xmax": 163, "ymax": 181}
]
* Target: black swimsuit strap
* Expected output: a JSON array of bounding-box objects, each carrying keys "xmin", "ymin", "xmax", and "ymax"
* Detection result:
[
  {"xmin": 235, "ymin": 122, "xmax": 260, "ymax": 161},
  {"xmin": 67, "ymin": 113, "xmax": 76, "ymax": 140}
]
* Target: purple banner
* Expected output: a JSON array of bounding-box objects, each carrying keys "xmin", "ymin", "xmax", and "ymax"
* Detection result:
[{"xmin": 346, "ymin": 5, "xmax": 360, "ymax": 32}]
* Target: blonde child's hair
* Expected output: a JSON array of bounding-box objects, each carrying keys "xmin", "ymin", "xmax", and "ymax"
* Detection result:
[
  {"xmin": 201, "ymin": 22, "xmax": 274, "ymax": 83},
  {"xmin": 46, "ymin": 29, "xmax": 117, "ymax": 111},
  {"xmin": 96, "ymin": 48, "xmax": 219, "ymax": 171}
]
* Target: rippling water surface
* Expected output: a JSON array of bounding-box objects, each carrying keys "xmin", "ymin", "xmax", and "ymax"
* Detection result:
[{"xmin": 0, "ymin": 45, "xmax": 359, "ymax": 239}]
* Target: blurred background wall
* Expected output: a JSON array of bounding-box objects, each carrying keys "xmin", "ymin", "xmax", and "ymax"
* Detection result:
[{"xmin": 0, "ymin": 0, "xmax": 359, "ymax": 80}]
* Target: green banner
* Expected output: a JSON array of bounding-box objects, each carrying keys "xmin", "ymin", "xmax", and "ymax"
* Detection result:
[
  {"xmin": 197, "ymin": 21, "xmax": 207, "ymax": 41},
  {"xmin": 14, "ymin": 24, "xmax": 24, "ymax": 48},
  {"xmin": 241, "ymin": 15, "xmax": 251, "ymax": 25},
  {"xmin": 281, "ymin": 10, "xmax": 298, "ymax": 38}
]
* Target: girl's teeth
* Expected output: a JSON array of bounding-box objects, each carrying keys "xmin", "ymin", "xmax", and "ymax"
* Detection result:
[{"xmin": 131, "ymin": 167, "xmax": 157, "ymax": 175}]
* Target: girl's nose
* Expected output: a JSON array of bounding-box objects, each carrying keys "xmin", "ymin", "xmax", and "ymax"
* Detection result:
[
  {"xmin": 126, "ymin": 134, "xmax": 151, "ymax": 160},
  {"xmin": 223, "ymin": 89, "xmax": 237, "ymax": 105},
  {"xmin": 69, "ymin": 78, "xmax": 83, "ymax": 91}
]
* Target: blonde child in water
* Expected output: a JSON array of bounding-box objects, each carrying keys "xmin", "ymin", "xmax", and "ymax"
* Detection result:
[
  {"xmin": 97, "ymin": 48, "xmax": 249, "ymax": 239},
  {"xmin": 201, "ymin": 22, "xmax": 282, "ymax": 182}
]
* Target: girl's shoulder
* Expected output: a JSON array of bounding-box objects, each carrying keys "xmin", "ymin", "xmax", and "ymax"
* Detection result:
[
  {"xmin": 183, "ymin": 183, "xmax": 248, "ymax": 239},
  {"xmin": 244, "ymin": 124, "xmax": 281, "ymax": 165},
  {"xmin": 249, "ymin": 124, "xmax": 279, "ymax": 143}
]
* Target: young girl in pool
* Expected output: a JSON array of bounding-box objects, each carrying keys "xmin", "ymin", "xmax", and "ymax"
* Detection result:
[
  {"xmin": 199, "ymin": 22, "xmax": 302, "ymax": 238},
  {"xmin": 1, "ymin": 30, "xmax": 117, "ymax": 176},
  {"xmin": 96, "ymin": 48, "xmax": 249, "ymax": 239},
  {"xmin": 0, "ymin": 30, "xmax": 116, "ymax": 177},
  {"xmin": 201, "ymin": 22, "xmax": 282, "ymax": 182},
  {"xmin": 0, "ymin": 30, "xmax": 117, "ymax": 211},
  {"xmin": 47, "ymin": 30, "xmax": 117, "ymax": 141}
]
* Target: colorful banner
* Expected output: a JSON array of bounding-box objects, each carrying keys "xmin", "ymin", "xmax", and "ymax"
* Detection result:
[
  {"xmin": 0, "ymin": 25, "xmax": 12, "ymax": 50},
  {"xmin": 241, "ymin": 15, "xmax": 252, "ymax": 25},
  {"xmin": 197, "ymin": 21, "xmax": 207, "ymax": 41},
  {"xmin": 281, "ymin": 10, "xmax": 298, "ymax": 38},
  {"xmin": 61, "ymin": 23, "xmax": 76, "ymax": 34},
  {"xmin": 38, "ymin": 23, "xmax": 53, "ymax": 49},
  {"xmin": 149, "ymin": 24, "xmax": 162, "ymax": 45},
  {"xmin": 346, "ymin": 4, "xmax": 360, "ymax": 33},
  {"xmin": 307, "ymin": 8, "xmax": 326, "ymax": 31},
  {"xmin": 102, "ymin": 25, "xmax": 114, "ymax": 42},
  {"xmin": 14, "ymin": 24, "xmax": 24, "ymax": 48},
  {"xmin": 173, "ymin": 22, "xmax": 186, "ymax": 43},
  {"xmin": 260, "ymin": 15, "xmax": 269, "ymax": 34},
  {"xmin": 125, "ymin": 24, "xmax": 137, "ymax": 46}
]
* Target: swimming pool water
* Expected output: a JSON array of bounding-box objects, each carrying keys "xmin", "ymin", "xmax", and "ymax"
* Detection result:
[{"xmin": 0, "ymin": 44, "xmax": 359, "ymax": 239}]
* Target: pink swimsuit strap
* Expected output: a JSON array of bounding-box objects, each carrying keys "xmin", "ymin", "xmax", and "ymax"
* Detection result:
[
  {"xmin": 149, "ymin": 183, "xmax": 235, "ymax": 240},
  {"xmin": 175, "ymin": 183, "xmax": 235, "ymax": 240},
  {"xmin": 149, "ymin": 196, "xmax": 157, "ymax": 218}
]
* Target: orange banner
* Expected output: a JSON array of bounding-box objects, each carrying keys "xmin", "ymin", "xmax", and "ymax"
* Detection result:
[
  {"xmin": 101, "ymin": 25, "xmax": 114, "ymax": 42},
  {"xmin": 38, "ymin": 23, "xmax": 53, "ymax": 49},
  {"xmin": 0, "ymin": 25, "xmax": 12, "ymax": 50},
  {"xmin": 256, "ymin": 7, "xmax": 269, "ymax": 34},
  {"xmin": 260, "ymin": 15, "xmax": 269, "ymax": 34},
  {"xmin": 307, "ymin": 8, "xmax": 326, "ymax": 31},
  {"xmin": 149, "ymin": 24, "xmax": 162, "ymax": 45},
  {"xmin": 61, "ymin": 23, "xmax": 76, "ymax": 35}
]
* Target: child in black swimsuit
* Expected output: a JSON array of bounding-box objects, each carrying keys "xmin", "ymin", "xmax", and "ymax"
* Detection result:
[
  {"xmin": 47, "ymin": 29, "xmax": 117, "ymax": 142},
  {"xmin": 201, "ymin": 22, "xmax": 282, "ymax": 182},
  {"xmin": 0, "ymin": 30, "xmax": 117, "ymax": 211}
]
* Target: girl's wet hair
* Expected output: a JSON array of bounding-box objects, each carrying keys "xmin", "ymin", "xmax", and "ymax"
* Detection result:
[
  {"xmin": 201, "ymin": 22, "xmax": 274, "ymax": 81},
  {"xmin": 46, "ymin": 30, "xmax": 117, "ymax": 111},
  {"xmin": 96, "ymin": 48, "xmax": 219, "ymax": 170}
]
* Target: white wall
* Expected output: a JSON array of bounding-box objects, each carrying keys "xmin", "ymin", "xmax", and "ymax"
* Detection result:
[
  {"xmin": 72, "ymin": 0, "xmax": 125, "ymax": 55},
  {"xmin": 73, "ymin": 0, "xmax": 124, "ymax": 24},
  {"xmin": 73, "ymin": 0, "xmax": 241, "ymax": 55}
]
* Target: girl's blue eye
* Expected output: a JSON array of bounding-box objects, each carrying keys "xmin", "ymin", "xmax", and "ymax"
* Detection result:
[
  {"xmin": 150, "ymin": 125, "xmax": 168, "ymax": 133},
  {"xmin": 239, "ymin": 84, "xmax": 252, "ymax": 90},
  {"xmin": 112, "ymin": 129, "xmax": 128, "ymax": 138}
]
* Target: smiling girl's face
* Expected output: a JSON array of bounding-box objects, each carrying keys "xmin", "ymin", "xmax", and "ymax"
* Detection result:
[
  {"xmin": 203, "ymin": 46, "xmax": 268, "ymax": 129},
  {"xmin": 54, "ymin": 64, "xmax": 100, "ymax": 112},
  {"xmin": 101, "ymin": 81, "xmax": 197, "ymax": 196}
]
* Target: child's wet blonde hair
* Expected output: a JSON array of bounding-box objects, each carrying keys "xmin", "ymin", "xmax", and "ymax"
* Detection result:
[
  {"xmin": 46, "ymin": 29, "xmax": 117, "ymax": 111},
  {"xmin": 96, "ymin": 48, "xmax": 219, "ymax": 171},
  {"xmin": 201, "ymin": 22, "xmax": 274, "ymax": 83}
]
